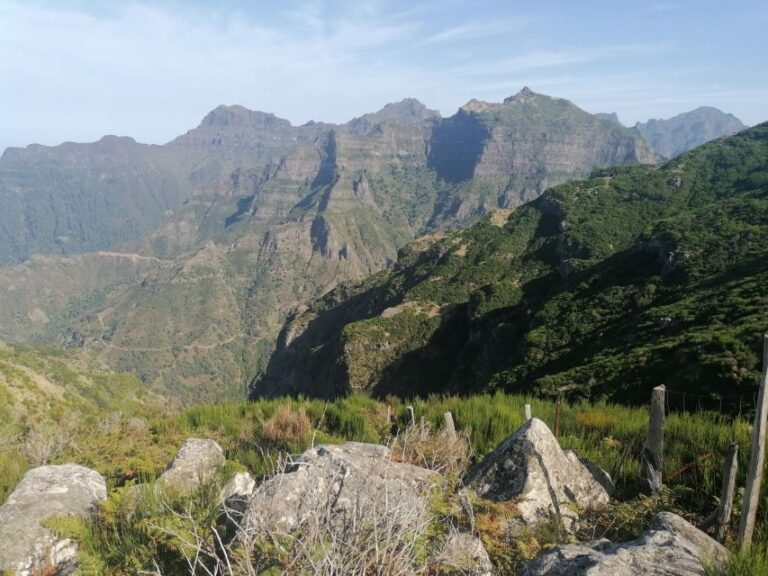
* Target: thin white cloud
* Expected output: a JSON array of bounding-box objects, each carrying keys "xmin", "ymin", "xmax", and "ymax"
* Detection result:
[
  {"xmin": 421, "ymin": 16, "xmax": 534, "ymax": 45},
  {"xmin": 449, "ymin": 43, "xmax": 674, "ymax": 79}
]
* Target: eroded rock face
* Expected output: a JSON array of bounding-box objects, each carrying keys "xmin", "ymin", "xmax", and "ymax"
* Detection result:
[
  {"xmin": 158, "ymin": 438, "xmax": 225, "ymax": 494},
  {"xmin": 464, "ymin": 418, "xmax": 610, "ymax": 531},
  {"xmin": 519, "ymin": 512, "xmax": 728, "ymax": 575},
  {"xmin": 0, "ymin": 464, "xmax": 107, "ymax": 576},
  {"xmin": 242, "ymin": 442, "xmax": 434, "ymax": 534}
]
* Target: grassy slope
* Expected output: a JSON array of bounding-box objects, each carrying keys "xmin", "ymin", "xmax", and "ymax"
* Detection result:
[
  {"xmin": 0, "ymin": 344, "xmax": 166, "ymax": 501},
  {"xmin": 258, "ymin": 123, "xmax": 768, "ymax": 408}
]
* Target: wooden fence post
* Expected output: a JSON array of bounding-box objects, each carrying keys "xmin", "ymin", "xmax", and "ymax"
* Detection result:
[
  {"xmin": 643, "ymin": 385, "xmax": 666, "ymax": 493},
  {"xmin": 554, "ymin": 400, "xmax": 562, "ymax": 440},
  {"xmin": 717, "ymin": 441, "xmax": 739, "ymax": 542},
  {"xmin": 407, "ymin": 405, "xmax": 415, "ymax": 427},
  {"xmin": 524, "ymin": 404, "xmax": 532, "ymax": 421},
  {"xmin": 443, "ymin": 411, "xmax": 457, "ymax": 441},
  {"xmin": 700, "ymin": 440, "xmax": 739, "ymax": 539},
  {"xmin": 738, "ymin": 333, "xmax": 768, "ymax": 549}
]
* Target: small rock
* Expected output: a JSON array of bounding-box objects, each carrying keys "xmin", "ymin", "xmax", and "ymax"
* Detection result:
[
  {"xmin": 464, "ymin": 418, "xmax": 610, "ymax": 532},
  {"xmin": 158, "ymin": 438, "xmax": 225, "ymax": 494},
  {"xmin": 432, "ymin": 532, "xmax": 494, "ymax": 575},
  {"xmin": 0, "ymin": 464, "xmax": 107, "ymax": 575},
  {"xmin": 221, "ymin": 471, "xmax": 256, "ymax": 503},
  {"xmin": 519, "ymin": 512, "xmax": 728, "ymax": 575}
]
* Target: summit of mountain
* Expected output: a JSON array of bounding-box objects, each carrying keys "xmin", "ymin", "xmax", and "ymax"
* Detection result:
[{"xmin": 346, "ymin": 98, "xmax": 440, "ymax": 131}]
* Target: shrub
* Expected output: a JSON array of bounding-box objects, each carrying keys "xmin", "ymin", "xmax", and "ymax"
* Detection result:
[
  {"xmin": 260, "ymin": 406, "xmax": 311, "ymax": 445},
  {"xmin": 391, "ymin": 420, "xmax": 471, "ymax": 476}
]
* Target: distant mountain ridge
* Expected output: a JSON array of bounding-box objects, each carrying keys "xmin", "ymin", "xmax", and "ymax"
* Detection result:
[
  {"xmin": 635, "ymin": 106, "xmax": 746, "ymax": 159},
  {"xmin": 0, "ymin": 89, "xmax": 745, "ymax": 401}
]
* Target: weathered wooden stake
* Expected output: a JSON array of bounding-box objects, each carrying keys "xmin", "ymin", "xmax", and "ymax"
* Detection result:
[
  {"xmin": 738, "ymin": 333, "xmax": 768, "ymax": 549},
  {"xmin": 554, "ymin": 400, "xmax": 562, "ymax": 440},
  {"xmin": 524, "ymin": 404, "xmax": 532, "ymax": 421},
  {"xmin": 407, "ymin": 405, "xmax": 415, "ymax": 427},
  {"xmin": 643, "ymin": 385, "xmax": 666, "ymax": 493},
  {"xmin": 716, "ymin": 441, "xmax": 739, "ymax": 542},
  {"xmin": 443, "ymin": 411, "xmax": 457, "ymax": 441},
  {"xmin": 386, "ymin": 404, "xmax": 392, "ymax": 425}
]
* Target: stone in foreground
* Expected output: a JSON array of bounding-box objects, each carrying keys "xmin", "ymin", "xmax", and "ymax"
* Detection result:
[
  {"xmin": 158, "ymin": 438, "xmax": 225, "ymax": 493},
  {"xmin": 242, "ymin": 442, "xmax": 434, "ymax": 533},
  {"xmin": 0, "ymin": 464, "xmax": 107, "ymax": 575},
  {"xmin": 519, "ymin": 512, "xmax": 728, "ymax": 575},
  {"xmin": 431, "ymin": 532, "xmax": 494, "ymax": 576},
  {"xmin": 464, "ymin": 418, "xmax": 610, "ymax": 531}
]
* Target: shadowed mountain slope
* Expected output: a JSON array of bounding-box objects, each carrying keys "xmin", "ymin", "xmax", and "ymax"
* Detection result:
[{"xmin": 256, "ymin": 124, "xmax": 768, "ymax": 409}]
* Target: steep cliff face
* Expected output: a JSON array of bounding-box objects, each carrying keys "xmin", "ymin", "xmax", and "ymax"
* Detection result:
[
  {"xmin": 636, "ymin": 106, "xmax": 746, "ymax": 159},
  {"xmin": 427, "ymin": 88, "xmax": 657, "ymax": 225},
  {"xmin": 0, "ymin": 137, "xmax": 186, "ymax": 266}
]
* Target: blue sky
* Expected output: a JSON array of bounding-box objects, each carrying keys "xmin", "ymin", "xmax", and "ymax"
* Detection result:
[{"xmin": 0, "ymin": 0, "xmax": 766, "ymax": 152}]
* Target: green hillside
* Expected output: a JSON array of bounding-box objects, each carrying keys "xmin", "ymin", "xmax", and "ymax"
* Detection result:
[
  {"xmin": 0, "ymin": 344, "xmax": 166, "ymax": 501},
  {"xmin": 257, "ymin": 123, "xmax": 768, "ymax": 409}
]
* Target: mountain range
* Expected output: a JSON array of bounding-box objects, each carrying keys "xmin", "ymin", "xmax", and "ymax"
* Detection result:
[{"xmin": 0, "ymin": 90, "xmax": 747, "ymax": 401}]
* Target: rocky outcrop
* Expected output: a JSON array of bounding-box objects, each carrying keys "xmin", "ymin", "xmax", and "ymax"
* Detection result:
[
  {"xmin": 158, "ymin": 438, "xmax": 225, "ymax": 494},
  {"xmin": 519, "ymin": 512, "xmax": 728, "ymax": 575},
  {"xmin": 0, "ymin": 464, "xmax": 107, "ymax": 576},
  {"xmin": 242, "ymin": 442, "xmax": 434, "ymax": 533},
  {"xmin": 464, "ymin": 418, "xmax": 610, "ymax": 531},
  {"xmin": 431, "ymin": 533, "xmax": 494, "ymax": 576}
]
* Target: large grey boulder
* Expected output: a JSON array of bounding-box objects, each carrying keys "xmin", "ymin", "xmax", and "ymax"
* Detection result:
[
  {"xmin": 242, "ymin": 442, "xmax": 434, "ymax": 534},
  {"xmin": 431, "ymin": 532, "xmax": 494, "ymax": 576},
  {"xmin": 0, "ymin": 464, "xmax": 107, "ymax": 576},
  {"xmin": 464, "ymin": 418, "xmax": 610, "ymax": 531},
  {"xmin": 158, "ymin": 438, "xmax": 225, "ymax": 494},
  {"xmin": 519, "ymin": 512, "xmax": 728, "ymax": 575}
]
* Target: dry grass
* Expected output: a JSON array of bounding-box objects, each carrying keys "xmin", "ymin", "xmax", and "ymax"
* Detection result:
[
  {"xmin": 391, "ymin": 420, "xmax": 471, "ymax": 476},
  {"xmin": 260, "ymin": 406, "xmax": 311, "ymax": 445}
]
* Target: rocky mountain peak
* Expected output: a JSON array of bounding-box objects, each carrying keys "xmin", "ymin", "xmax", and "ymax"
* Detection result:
[
  {"xmin": 200, "ymin": 105, "xmax": 292, "ymax": 130},
  {"xmin": 345, "ymin": 98, "xmax": 440, "ymax": 133},
  {"xmin": 459, "ymin": 98, "xmax": 490, "ymax": 113},
  {"xmin": 503, "ymin": 86, "xmax": 537, "ymax": 104},
  {"xmin": 378, "ymin": 98, "xmax": 438, "ymax": 120},
  {"xmin": 595, "ymin": 112, "xmax": 623, "ymax": 126}
]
